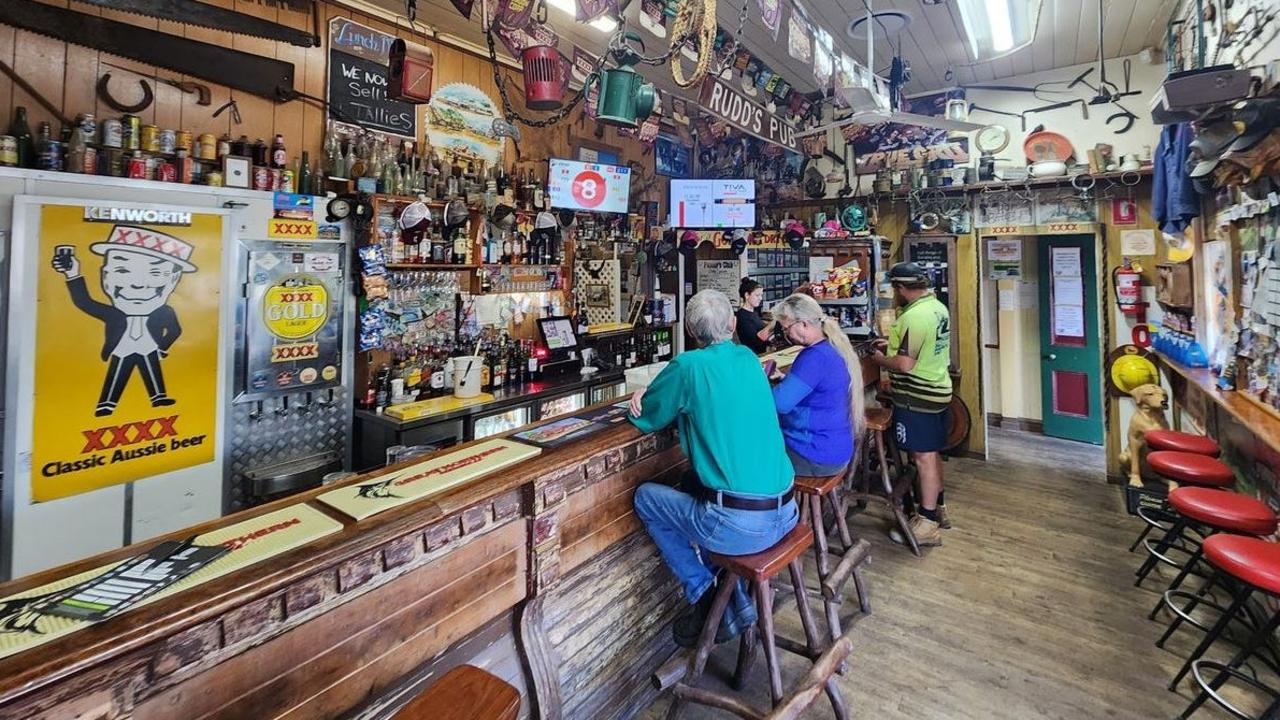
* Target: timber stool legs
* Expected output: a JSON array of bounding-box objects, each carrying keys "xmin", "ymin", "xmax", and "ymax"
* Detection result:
[
  {"xmin": 653, "ymin": 524, "xmax": 851, "ymax": 720},
  {"xmin": 391, "ymin": 665, "xmax": 519, "ymax": 720},
  {"xmin": 795, "ymin": 472, "xmax": 872, "ymax": 645},
  {"xmin": 847, "ymin": 406, "xmax": 919, "ymax": 556},
  {"xmin": 1174, "ymin": 536, "xmax": 1280, "ymax": 719}
]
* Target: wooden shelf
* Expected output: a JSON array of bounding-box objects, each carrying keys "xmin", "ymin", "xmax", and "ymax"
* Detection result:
[
  {"xmin": 816, "ymin": 297, "xmax": 869, "ymax": 306},
  {"xmin": 385, "ymin": 263, "xmax": 478, "ymax": 270},
  {"xmin": 1155, "ymin": 351, "xmax": 1280, "ymax": 456}
]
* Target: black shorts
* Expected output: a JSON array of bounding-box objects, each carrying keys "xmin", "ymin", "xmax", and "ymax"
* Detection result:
[{"xmin": 893, "ymin": 406, "xmax": 950, "ymax": 453}]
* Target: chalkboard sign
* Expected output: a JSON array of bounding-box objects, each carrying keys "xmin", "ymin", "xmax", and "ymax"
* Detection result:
[{"xmin": 327, "ymin": 49, "xmax": 418, "ymax": 138}]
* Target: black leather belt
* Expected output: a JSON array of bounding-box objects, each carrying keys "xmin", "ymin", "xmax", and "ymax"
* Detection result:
[{"xmin": 694, "ymin": 484, "xmax": 794, "ymax": 511}]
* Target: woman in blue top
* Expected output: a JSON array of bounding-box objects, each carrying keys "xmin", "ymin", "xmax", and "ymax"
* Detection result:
[{"xmin": 770, "ymin": 293, "xmax": 866, "ymax": 476}]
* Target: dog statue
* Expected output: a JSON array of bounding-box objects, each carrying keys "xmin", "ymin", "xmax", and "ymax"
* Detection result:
[{"xmin": 1118, "ymin": 383, "xmax": 1170, "ymax": 488}]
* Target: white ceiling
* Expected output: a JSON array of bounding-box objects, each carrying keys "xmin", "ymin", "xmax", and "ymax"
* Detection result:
[{"xmin": 374, "ymin": 0, "xmax": 1178, "ymax": 102}]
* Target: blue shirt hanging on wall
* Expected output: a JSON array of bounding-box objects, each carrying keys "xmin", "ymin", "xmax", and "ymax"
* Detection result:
[{"xmin": 1152, "ymin": 123, "xmax": 1200, "ymax": 235}]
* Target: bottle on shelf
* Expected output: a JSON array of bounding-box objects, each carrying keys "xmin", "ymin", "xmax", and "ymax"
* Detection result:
[
  {"xmin": 251, "ymin": 138, "xmax": 268, "ymax": 166},
  {"xmin": 66, "ymin": 124, "xmax": 87, "ymax": 174},
  {"xmin": 9, "ymin": 106, "xmax": 32, "ymax": 168},
  {"xmin": 232, "ymin": 134, "xmax": 250, "ymax": 157},
  {"xmin": 271, "ymin": 134, "xmax": 287, "ymax": 169},
  {"xmin": 298, "ymin": 151, "xmax": 312, "ymax": 195},
  {"xmin": 374, "ymin": 364, "xmax": 392, "ymax": 413}
]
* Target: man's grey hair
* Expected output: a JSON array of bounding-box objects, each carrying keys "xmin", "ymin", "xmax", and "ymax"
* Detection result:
[{"xmin": 685, "ymin": 290, "xmax": 734, "ymax": 346}]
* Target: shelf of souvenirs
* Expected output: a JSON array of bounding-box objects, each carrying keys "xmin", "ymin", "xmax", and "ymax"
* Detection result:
[
  {"xmin": 765, "ymin": 167, "xmax": 1154, "ymax": 209},
  {"xmin": 1212, "ymin": 189, "xmax": 1280, "ymax": 227}
]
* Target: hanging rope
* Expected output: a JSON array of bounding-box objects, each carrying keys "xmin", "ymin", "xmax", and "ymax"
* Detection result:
[{"xmin": 669, "ymin": 0, "xmax": 716, "ymax": 88}]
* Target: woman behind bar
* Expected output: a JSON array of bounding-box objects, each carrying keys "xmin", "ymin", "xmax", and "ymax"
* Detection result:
[
  {"xmin": 734, "ymin": 278, "xmax": 774, "ymax": 354},
  {"xmin": 629, "ymin": 289, "xmax": 797, "ymax": 648},
  {"xmin": 770, "ymin": 293, "xmax": 865, "ymax": 477}
]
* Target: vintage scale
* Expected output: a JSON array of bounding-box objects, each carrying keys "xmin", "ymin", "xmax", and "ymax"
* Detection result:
[{"xmin": 975, "ymin": 124, "xmax": 1011, "ymax": 182}]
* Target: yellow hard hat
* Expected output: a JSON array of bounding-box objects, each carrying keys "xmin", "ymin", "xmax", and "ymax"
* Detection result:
[{"xmin": 1111, "ymin": 353, "xmax": 1159, "ymax": 394}]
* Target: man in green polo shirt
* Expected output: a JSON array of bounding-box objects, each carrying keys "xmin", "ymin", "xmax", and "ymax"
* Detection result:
[
  {"xmin": 871, "ymin": 262, "xmax": 952, "ymax": 547},
  {"xmin": 630, "ymin": 289, "xmax": 797, "ymax": 647}
]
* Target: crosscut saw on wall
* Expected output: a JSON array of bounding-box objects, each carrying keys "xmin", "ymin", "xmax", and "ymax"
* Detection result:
[
  {"xmin": 0, "ymin": 0, "xmax": 298, "ymax": 101},
  {"xmin": 75, "ymin": 0, "xmax": 317, "ymax": 47}
]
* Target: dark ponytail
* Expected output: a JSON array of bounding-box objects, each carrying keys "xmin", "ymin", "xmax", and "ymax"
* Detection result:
[{"xmin": 739, "ymin": 277, "xmax": 762, "ymax": 303}]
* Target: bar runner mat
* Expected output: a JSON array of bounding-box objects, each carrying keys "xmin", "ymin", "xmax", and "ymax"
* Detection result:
[
  {"xmin": 384, "ymin": 392, "xmax": 496, "ymax": 420},
  {"xmin": 316, "ymin": 439, "xmax": 542, "ymax": 521},
  {"xmin": 0, "ymin": 504, "xmax": 342, "ymax": 661}
]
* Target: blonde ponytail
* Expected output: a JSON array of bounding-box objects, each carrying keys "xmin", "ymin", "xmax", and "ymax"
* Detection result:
[{"xmin": 773, "ymin": 294, "xmax": 867, "ymax": 460}]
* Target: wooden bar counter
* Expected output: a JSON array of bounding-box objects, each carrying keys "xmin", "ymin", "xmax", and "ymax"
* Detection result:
[{"xmin": 0, "ymin": 409, "xmax": 688, "ymax": 720}]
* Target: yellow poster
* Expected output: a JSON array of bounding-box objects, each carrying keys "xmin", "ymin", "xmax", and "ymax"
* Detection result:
[{"xmin": 31, "ymin": 204, "xmax": 223, "ymax": 502}]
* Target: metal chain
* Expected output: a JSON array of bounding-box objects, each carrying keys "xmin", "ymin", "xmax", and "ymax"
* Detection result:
[
  {"xmin": 484, "ymin": 28, "xmax": 602, "ymax": 128},
  {"xmin": 714, "ymin": 0, "xmax": 751, "ymax": 74}
]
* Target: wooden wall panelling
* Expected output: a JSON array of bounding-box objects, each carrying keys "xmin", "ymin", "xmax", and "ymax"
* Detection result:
[
  {"xmin": 12, "ymin": 21, "xmax": 67, "ymax": 132},
  {"xmin": 172, "ymin": 0, "xmax": 234, "ymax": 141},
  {"xmin": 272, "ymin": 1, "xmax": 311, "ymax": 162},
  {"xmin": 231, "ymin": 0, "xmax": 278, "ymax": 145},
  {"xmin": 0, "ymin": 11, "xmax": 13, "ymax": 125},
  {"xmin": 91, "ymin": 2, "xmax": 162, "ymax": 127}
]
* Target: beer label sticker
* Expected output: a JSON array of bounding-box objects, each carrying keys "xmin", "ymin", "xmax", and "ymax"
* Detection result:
[
  {"xmin": 255, "ymin": 253, "xmax": 281, "ymax": 271},
  {"xmin": 304, "ymin": 253, "xmax": 339, "ymax": 273},
  {"xmin": 268, "ymin": 218, "xmax": 318, "ymax": 240},
  {"xmin": 262, "ymin": 281, "xmax": 329, "ymax": 340}
]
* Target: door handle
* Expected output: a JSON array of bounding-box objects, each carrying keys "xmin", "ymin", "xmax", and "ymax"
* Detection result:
[{"xmin": 1043, "ymin": 353, "xmax": 1057, "ymax": 361}]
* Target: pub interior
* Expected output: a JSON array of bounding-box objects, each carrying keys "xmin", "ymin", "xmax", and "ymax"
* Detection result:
[{"xmin": 0, "ymin": 0, "xmax": 1278, "ymax": 718}]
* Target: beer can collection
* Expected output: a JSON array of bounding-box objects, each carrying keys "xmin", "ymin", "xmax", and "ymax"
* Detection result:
[
  {"xmin": 175, "ymin": 130, "xmax": 192, "ymax": 153},
  {"xmin": 82, "ymin": 145, "xmax": 98, "ymax": 175},
  {"xmin": 252, "ymin": 165, "xmax": 271, "ymax": 191},
  {"xmin": 0, "ymin": 136, "xmax": 17, "ymax": 166},
  {"xmin": 217, "ymin": 135, "xmax": 231, "ymax": 158},
  {"xmin": 280, "ymin": 169, "xmax": 295, "ymax": 193},
  {"xmin": 158, "ymin": 129, "xmax": 176, "ymax": 155},
  {"xmin": 101, "ymin": 118, "xmax": 123, "ymax": 148},
  {"xmin": 205, "ymin": 170, "xmax": 223, "ymax": 187},
  {"xmin": 140, "ymin": 124, "xmax": 160, "ymax": 153},
  {"xmin": 156, "ymin": 162, "xmax": 177, "ymax": 182},
  {"xmin": 122, "ymin": 114, "xmax": 140, "ymax": 150},
  {"xmin": 39, "ymin": 141, "xmax": 62, "ymax": 171},
  {"xmin": 75, "ymin": 113, "xmax": 96, "ymax": 140},
  {"xmin": 197, "ymin": 133, "xmax": 217, "ymax": 161},
  {"xmin": 127, "ymin": 153, "xmax": 147, "ymax": 179}
]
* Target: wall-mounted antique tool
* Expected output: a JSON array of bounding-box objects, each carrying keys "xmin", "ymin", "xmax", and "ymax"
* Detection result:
[
  {"xmin": 102, "ymin": 62, "xmax": 212, "ymax": 106},
  {"xmin": 1, "ymin": 1, "xmax": 297, "ymax": 102},
  {"xmin": 74, "ymin": 0, "xmax": 318, "ymax": 47},
  {"xmin": 96, "ymin": 74, "xmax": 154, "ymax": 114},
  {"xmin": 0, "ymin": 57, "xmax": 73, "ymax": 127}
]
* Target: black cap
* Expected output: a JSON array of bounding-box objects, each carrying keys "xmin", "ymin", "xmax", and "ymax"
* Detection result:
[
  {"xmin": 1227, "ymin": 97, "xmax": 1280, "ymax": 153},
  {"xmin": 1187, "ymin": 120, "xmax": 1238, "ymax": 178},
  {"xmin": 887, "ymin": 261, "xmax": 930, "ymax": 287}
]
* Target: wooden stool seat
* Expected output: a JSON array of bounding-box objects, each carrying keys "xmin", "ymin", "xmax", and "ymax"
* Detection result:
[
  {"xmin": 392, "ymin": 665, "xmax": 519, "ymax": 720},
  {"xmin": 864, "ymin": 407, "xmax": 892, "ymax": 432},
  {"xmin": 708, "ymin": 524, "xmax": 814, "ymax": 583},
  {"xmin": 794, "ymin": 473, "xmax": 842, "ymax": 497}
]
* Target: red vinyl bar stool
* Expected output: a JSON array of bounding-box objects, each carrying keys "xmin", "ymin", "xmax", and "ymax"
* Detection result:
[
  {"xmin": 1173, "ymin": 536, "xmax": 1280, "ymax": 719},
  {"xmin": 1132, "ymin": 452, "xmax": 1236, "ymax": 576},
  {"xmin": 1145, "ymin": 429, "xmax": 1223, "ymax": 457},
  {"xmin": 1148, "ymin": 487, "xmax": 1277, "ymax": 632},
  {"xmin": 794, "ymin": 471, "xmax": 871, "ymax": 646},
  {"xmin": 653, "ymin": 524, "xmax": 850, "ymax": 719}
]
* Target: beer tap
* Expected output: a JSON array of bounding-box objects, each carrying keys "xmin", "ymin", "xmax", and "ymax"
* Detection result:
[
  {"xmin": 316, "ymin": 388, "xmax": 335, "ymax": 406},
  {"xmin": 298, "ymin": 392, "xmax": 313, "ymax": 414},
  {"xmin": 248, "ymin": 400, "xmax": 264, "ymax": 422},
  {"xmin": 275, "ymin": 396, "xmax": 290, "ymax": 417}
]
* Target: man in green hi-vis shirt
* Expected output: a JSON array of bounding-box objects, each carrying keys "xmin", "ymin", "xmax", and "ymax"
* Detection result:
[{"xmin": 629, "ymin": 290, "xmax": 797, "ymax": 648}]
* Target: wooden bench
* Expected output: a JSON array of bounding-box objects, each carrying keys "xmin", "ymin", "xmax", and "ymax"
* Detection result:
[{"xmin": 391, "ymin": 665, "xmax": 519, "ymax": 720}]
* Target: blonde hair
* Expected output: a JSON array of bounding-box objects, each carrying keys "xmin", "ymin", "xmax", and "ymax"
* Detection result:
[{"xmin": 773, "ymin": 293, "xmax": 867, "ymax": 450}]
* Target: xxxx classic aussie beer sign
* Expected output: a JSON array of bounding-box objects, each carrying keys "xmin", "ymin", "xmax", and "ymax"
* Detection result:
[{"xmin": 32, "ymin": 205, "xmax": 222, "ymax": 502}]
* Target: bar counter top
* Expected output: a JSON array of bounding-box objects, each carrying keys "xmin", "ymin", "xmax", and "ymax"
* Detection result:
[
  {"xmin": 1154, "ymin": 351, "xmax": 1280, "ymax": 456},
  {"xmin": 0, "ymin": 398, "xmax": 687, "ymax": 720}
]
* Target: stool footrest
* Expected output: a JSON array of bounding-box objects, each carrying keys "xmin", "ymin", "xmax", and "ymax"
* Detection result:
[
  {"xmin": 1189, "ymin": 660, "xmax": 1280, "ymax": 720},
  {"xmin": 1161, "ymin": 589, "xmax": 1234, "ymax": 634},
  {"xmin": 652, "ymin": 651, "xmax": 690, "ymax": 691},
  {"xmin": 1141, "ymin": 537, "xmax": 1199, "ymax": 573},
  {"xmin": 822, "ymin": 539, "xmax": 872, "ymax": 601},
  {"xmin": 773, "ymin": 633, "xmax": 823, "ymax": 661},
  {"xmin": 672, "ymin": 683, "xmax": 768, "ymax": 720}
]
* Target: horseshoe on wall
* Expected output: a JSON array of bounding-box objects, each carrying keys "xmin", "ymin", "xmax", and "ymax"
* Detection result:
[{"xmin": 96, "ymin": 73, "xmax": 154, "ymax": 114}]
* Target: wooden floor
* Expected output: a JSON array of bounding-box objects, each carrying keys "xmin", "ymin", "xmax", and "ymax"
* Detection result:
[{"xmin": 639, "ymin": 428, "xmax": 1268, "ymax": 720}]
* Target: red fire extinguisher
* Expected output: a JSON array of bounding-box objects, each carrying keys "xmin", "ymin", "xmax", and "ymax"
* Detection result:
[{"xmin": 1113, "ymin": 259, "xmax": 1143, "ymax": 315}]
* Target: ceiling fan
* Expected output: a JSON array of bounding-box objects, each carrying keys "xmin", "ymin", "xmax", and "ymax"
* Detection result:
[{"xmin": 796, "ymin": 4, "xmax": 983, "ymax": 138}]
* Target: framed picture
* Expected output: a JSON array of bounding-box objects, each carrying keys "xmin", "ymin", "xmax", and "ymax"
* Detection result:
[
  {"xmin": 585, "ymin": 283, "xmax": 610, "ymax": 307},
  {"xmin": 655, "ymin": 134, "xmax": 692, "ymax": 178},
  {"xmin": 223, "ymin": 155, "xmax": 250, "ymax": 188}
]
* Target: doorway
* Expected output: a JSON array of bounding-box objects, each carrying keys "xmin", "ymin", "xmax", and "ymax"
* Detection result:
[{"xmin": 980, "ymin": 233, "xmax": 1105, "ymax": 446}]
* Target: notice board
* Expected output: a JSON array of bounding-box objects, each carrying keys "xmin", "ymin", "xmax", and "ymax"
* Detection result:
[{"xmin": 327, "ymin": 18, "xmax": 419, "ymax": 138}]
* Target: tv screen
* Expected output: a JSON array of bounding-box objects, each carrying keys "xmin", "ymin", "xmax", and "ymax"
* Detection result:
[
  {"xmin": 548, "ymin": 158, "xmax": 631, "ymax": 214},
  {"xmin": 668, "ymin": 179, "xmax": 756, "ymax": 228},
  {"xmin": 537, "ymin": 317, "xmax": 579, "ymax": 352}
]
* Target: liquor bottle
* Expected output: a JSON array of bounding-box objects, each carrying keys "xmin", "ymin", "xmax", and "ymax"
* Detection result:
[
  {"xmin": 252, "ymin": 138, "xmax": 268, "ymax": 167},
  {"xmin": 527, "ymin": 342, "xmax": 541, "ymax": 380},
  {"xmin": 298, "ymin": 151, "xmax": 312, "ymax": 195},
  {"xmin": 374, "ymin": 364, "xmax": 392, "ymax": 412},
  {"xmin": 506, "ymin": 343, "xmax": 517, "ymax": 385},
  {"xmin": 9, "ymin": 106, "xmax": 32, "ymax": 168},
  {"xmin": 501, "ymin": 234, "xmax": 512, "ymax": 265},
  {"xmin": 452, "ymin": 224, "xmax": 469, "ymax": 265},
  {"xmin": 491, "ymin": 346, "xmax": 504, "ymax": 390},
  {"xmin": 576, "ymin": 299, "xmax": 589, "ymax": 336},
  {"xmin": 430, "ymin": 348, "xmax": 446, "ymax": 395},
  {"xmin": 533, "ymin": 176, "xmax": 545, "ymax": 210},
  {"xmin": 271, "ymin": 134, "xmax": 287, "ymax": 169},
  {"xmin": 231, "ymin": 134, "xmax": 250, "ymax": 158},
  {"xmin": 480, "ymin": 346, "xmax": 492, "ymax": 390},
  {"xmin": 480, "ymin": 267, "xmax": 493, "ymax": 293},
  {"xmin": 627, "ymin": 336, "xmax": 638, "ymax": 368},
  {"xmin": 66, "ymin": 125, "xmax": 87, "ymax": 174}
]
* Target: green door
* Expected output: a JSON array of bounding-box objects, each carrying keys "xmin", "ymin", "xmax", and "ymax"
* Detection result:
[{"xmin": 1038, "ymin": 234, "xmax": 1104, "ymax": 444}]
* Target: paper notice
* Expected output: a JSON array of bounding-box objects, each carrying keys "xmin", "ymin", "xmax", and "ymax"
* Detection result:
[
  {"xmin": 1051, "ymin": 247, "xmax": 1082, "ymax": 277},
  {"xmin": 998, "ymin": 287, "xmax": 1017, "ymax": 310},
  {"xmin": 1053, "ymin": 277, "xmax": 1084, "ymax": 306},
  {"xmin": 1054, "ymin": 304, "xmax": 1086, "ymax": 337},
  {"xmin": 1120, "ymin": 229, "xmax": 1157, "ymax": 256},
  {"xmin": 1019, "ymin": 281, "xmax": 1039, "ymax": 309}
]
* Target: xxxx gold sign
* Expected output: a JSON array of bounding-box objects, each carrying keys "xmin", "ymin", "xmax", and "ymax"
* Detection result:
[
  {"xmin": 32, "ymin": 205, "xmax": 222, "ymax": 502},
  {"xmin": 267, "ymin": 218, "xmax": 317, "ymax": 240},
  {"xmin": 262, "ymin": 281, "xmax": 329, "ymax": 340}
]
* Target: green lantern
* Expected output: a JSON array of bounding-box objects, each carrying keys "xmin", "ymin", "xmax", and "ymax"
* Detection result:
[{"xmin": 593, "ymin": 32, "xmax": 656, "ymax": 129}]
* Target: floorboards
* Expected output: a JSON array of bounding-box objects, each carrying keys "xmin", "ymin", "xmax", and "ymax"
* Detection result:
[{"xmin": 638, "ymin": 429, "xmax": 1270, "ymax": 719}]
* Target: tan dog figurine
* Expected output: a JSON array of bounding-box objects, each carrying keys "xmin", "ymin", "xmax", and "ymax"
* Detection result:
[{"xmin": 1118, "ymin": 383, "xmax": 1170, "ymax": 487}]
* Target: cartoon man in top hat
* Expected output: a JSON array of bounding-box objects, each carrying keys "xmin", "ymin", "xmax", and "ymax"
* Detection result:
[{"xmin": 50, "ymin": 224, "xmax": 199, "ymax": 417}]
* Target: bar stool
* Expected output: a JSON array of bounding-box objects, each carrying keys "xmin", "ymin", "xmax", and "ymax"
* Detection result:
[
  {"xmin": 794, "ymin": 471, "xmax": 872, "ymax": 645},
  {"xmin": 653, "ymin": 523, "xmax": 850, "ymax": 719},
  {"xmin": 1172, "ymin": 535, "xmax": 1280, "ymax": 719},
  {"xmin": 1130, "ymin": 451, "xmax": 1236, "ymax": 563},
  {"xmin": 1146, "ymin": 429, "xmax": 1223, "ymax": 457},
  {"xmin": 392, "ymin": 665, "xmax": 519, "ymax": 720},
  {"xmin": 1148, "ymin": 487, "xmax": 1277, "ymax": 632},
  {"xmin": 847, "ymin": 406, "xmax": 918, "ymax": 556}
]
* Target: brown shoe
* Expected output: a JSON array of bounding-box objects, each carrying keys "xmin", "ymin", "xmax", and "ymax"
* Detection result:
[
  {"xmin": 938, "ymin": 504, "xmax": 952, "ymax": 529},
  {"xmin": 888, "ymin": 514, "xmax": 942, "ymax": 547}
]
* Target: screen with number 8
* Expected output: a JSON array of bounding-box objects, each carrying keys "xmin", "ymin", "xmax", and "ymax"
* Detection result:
[{"xmin": 548, "ymin": 158, "xmax": 631, "ymax": 214}]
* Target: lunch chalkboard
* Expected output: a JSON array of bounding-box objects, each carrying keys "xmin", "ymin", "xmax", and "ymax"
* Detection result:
[{"xmin": 327, "ymin": 49, "xmax": 418, "ymax": 138}]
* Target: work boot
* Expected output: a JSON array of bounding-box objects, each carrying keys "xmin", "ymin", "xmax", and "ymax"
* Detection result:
[
  {"xmin": 938, "ymin": 503, "xmax": 952, "ymax": 529},
  {"xmin": 672, "ymin": 584, "xmax": 754, "ymax": 648},
  {"xmin": 889, "ymin": 514, "xmax": 942, "ymax": 547}
]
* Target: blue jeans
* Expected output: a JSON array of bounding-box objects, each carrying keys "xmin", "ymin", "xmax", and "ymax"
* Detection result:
[{"xmin": 634, "ymin": 478, "xmax": 799, "ymax": 613}]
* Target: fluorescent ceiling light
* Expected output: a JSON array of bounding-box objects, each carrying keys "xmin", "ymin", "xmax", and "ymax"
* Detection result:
[
  {"xmin": 545, "ymin": 0, "xmax": 616, "ymax": 33},
  {"xmin": 954, "ymin": 0, "xmax": 1041, "ymax": 61}
]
